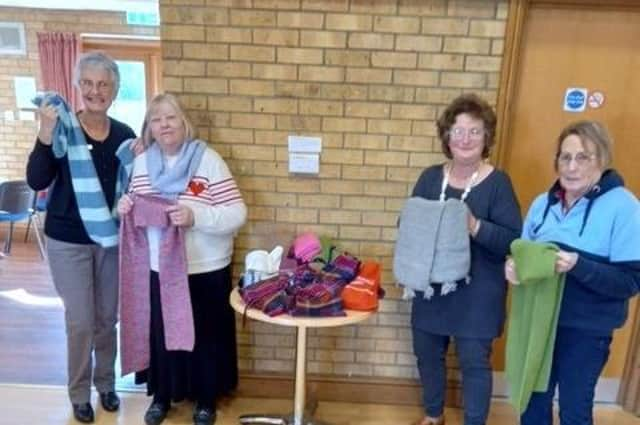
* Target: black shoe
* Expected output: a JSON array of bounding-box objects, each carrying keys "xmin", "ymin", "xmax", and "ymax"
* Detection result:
[
  {"xmin": 99, "ymin": 391, "xmax": 120, "ymax": 412},
  {"xmin": 72, "ymin": 403, "xmax": 95, "ymax": 423},
  {"xmin": 144, "ymin": 401, "xmax": 169, "ymax": 425},
  {"xmin": 193, "ymin": 406, "xmax": 216, "ymax": 425}
]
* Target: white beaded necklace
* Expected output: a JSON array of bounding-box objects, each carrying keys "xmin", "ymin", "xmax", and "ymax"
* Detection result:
[{"xmin": 439, "ymin": 163, "xmax": 480, "ymax": 202}]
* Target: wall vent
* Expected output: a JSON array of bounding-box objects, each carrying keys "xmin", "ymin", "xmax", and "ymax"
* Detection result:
[{"xmin": 0, "ymin": 22, "xmax": 26, "ymax": 55}]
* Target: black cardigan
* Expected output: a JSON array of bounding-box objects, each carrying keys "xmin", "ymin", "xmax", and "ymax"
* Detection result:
[
  {"xmin": 410, "ymin": 164, "xmax": 522, "ymax": 338},
  {"xmin": 26, "ymin": 117, "xmax": 135, "ymax": 244}
]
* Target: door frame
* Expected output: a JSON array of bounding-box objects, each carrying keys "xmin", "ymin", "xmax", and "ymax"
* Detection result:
[{"xmin": 493, "ymin": 0, "xmax": 640, "ymax": 409}]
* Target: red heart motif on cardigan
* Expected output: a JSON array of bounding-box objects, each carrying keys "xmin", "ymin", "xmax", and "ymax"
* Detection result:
[{"xmin": 188, "ymin": 180, "xmax": 206, "ymax": 196}]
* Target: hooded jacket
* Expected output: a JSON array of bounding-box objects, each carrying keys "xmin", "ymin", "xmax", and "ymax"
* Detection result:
[{"xmin": 522, "ymin": 169, "xmax": 640, "ymax": 335}]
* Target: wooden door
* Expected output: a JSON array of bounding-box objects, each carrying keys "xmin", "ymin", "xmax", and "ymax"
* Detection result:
[{"xmin": 495, "ymin": 1, "xmax": 640, "ymax": 401}]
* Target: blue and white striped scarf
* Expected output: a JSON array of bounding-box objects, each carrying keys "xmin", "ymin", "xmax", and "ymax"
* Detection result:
[{"xmin": 33, "ymin": 92, "xmax": 134, "ymax": 248}]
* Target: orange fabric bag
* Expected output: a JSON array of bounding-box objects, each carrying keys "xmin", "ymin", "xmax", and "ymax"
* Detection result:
[{"xmin": 341, "ymin": 261, "xmax": 382, "ymax": 311}]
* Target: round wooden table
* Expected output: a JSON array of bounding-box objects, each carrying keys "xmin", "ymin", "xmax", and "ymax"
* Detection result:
[{"xmin": 230, "ymin": 287, "xmax": 373, "ymax": 425}]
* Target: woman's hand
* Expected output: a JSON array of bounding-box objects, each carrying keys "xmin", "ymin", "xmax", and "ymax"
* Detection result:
[
  {"xmin": 505, "ymin": 257, "xmax": 520, "ymax": 284},
  {"xmin": 37, "ymin": 101, "xmax": 58, "ymax": 145},
  {"xmin": 467, "ymin": 209, "xmax": 481, "ymax": 237},
  {"xmin": 556, "ymin": 250, "xmax": 578, "ymax": 273},
  {"xmin": 167, "ymin": 204, "xmax": 194, "ymax": 227},
  {"xmin": 117, "ymin": 194, "xmax": 134, "ymax": 216},
  {"xmin": 130, "ymin": 137, "xmax": 147, "ymax": 156}
]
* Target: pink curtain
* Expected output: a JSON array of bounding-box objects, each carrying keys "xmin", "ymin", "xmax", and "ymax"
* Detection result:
[{"xmin": 36, "ymin": 32, "xmax": 80, "ymax": 110}]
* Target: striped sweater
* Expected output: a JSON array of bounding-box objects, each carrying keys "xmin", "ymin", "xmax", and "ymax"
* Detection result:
[{"xmin": 127, "ymin": 146, "xmax": 247, "ymax": 274}]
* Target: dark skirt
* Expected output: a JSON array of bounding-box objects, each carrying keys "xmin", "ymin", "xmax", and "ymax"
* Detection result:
[{"xmin": 135, "ymin": 266, "xmax": 238, "ymax": 407}]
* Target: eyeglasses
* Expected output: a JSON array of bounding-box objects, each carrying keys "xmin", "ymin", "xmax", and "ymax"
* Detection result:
[
  {"xmin": 79, "ymin": 79, "xmax": 112, "ymax": 92},
  {"xmin": 449, "ymin": 127, "xmax": 486, "ymax": 141},
  {"xmin": 557, "ymin": 152, "xmax": 596, "ymax": 167}
]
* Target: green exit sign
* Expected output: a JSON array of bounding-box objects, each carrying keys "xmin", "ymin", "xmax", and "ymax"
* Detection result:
[{"xmin": 126, "ymin": 11, "xmax": 160, "ymax": 26}]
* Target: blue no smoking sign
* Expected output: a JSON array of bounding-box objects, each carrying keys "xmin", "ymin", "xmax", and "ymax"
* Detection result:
[{"xmin": 564, "ymin": 88, "xmax": 587, "ymax": 112}]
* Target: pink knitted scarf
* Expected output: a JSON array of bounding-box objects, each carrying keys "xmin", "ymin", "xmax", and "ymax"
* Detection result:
[{"xmin": 119, "ymin": 194, "xmax": 195, "ymax": 376}]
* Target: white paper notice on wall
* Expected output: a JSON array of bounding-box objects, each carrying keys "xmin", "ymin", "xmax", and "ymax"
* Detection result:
[
  {"xmin": 288, "ymin": 135, "xmax": 322, "ymax": 153},
  {"xmin": 289, "ymin": 152, "xmax": 319, "ymax": 174},
  {"xmin": 288, "ymin": 135, "xmax": 321, "ymax": 174}
]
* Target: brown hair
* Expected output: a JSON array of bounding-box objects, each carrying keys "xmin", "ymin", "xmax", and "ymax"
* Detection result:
[
  {"xmin": 142, "ymin": 93, "xmax": 195, "ymax": 145},
  {"xmin": 436, "ymin": 93, "xmax": 496, "ymax": 159},
  {"xmin": 554, "ymin": 120, "xmax": 613, "ymax": 171}
]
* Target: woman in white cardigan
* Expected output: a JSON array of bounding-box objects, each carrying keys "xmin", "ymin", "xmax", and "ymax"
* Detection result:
[{"xmin": 117, "ymin": 93, "xmax": 246, "ymax": 425}]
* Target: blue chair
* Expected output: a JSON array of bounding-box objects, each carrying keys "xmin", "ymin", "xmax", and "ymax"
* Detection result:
[
  {"xmin": 0, "ymin": 180, "xmax": 37, "ymax": 255},
  {"xmin": 24, "ymin": 189, "xmax": 47, "ymax": 243}
]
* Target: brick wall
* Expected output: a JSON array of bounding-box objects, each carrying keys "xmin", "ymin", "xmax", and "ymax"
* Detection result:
[
  {"xmin": 0, "ymin": 0, "xmax": 510, "ymax": 400},
  {"xmin": 0, "ymin": 7, "xmax": 158, "ymax": 180},
  {"xmin": 160, "ymin": 0, "xmax": 509, "ymax": 390}
]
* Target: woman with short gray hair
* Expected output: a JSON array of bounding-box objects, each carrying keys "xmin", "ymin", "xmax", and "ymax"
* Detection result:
[
  {"xmin": 73, "ymin": 51, "xmax": 121, "ymax": 97},
  {"xmin": 26, "ymin": 50, "xmax": 136, "ymax": 423},
  {"xmin": 506, "ymin": 120, "xmax": 640, "ymax": 425}
]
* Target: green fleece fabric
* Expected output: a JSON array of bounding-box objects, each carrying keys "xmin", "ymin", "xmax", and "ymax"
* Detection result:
[
  {"xmin": 317, "ymin": 235, "xmax": 338, "ymax": 264},
  {"xmin": 506, "ymin": 239, "xmax": 565, "ymax": 414}
]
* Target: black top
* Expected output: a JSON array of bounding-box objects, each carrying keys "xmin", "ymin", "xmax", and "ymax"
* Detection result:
[
  {"xmin": 410, "ymin": 164, "xmax": 522, "ymax": 338},
  {"xmin": 26, "ymin": 117, "xmax": 135, "ymax": 244}
]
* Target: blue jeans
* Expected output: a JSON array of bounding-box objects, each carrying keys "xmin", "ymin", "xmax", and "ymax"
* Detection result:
[
  {"xmin": 413, "ymin": 328, "xmax": 493, "ymax": 425},
  {"xmin": 521, "ymin": 326, "xmax": 612, "ymax": 425}
]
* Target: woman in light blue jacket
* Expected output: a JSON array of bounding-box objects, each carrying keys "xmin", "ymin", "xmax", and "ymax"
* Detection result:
[{"xmin": 506, "ymin": 120, "xmax": 640, "ymax": 425}]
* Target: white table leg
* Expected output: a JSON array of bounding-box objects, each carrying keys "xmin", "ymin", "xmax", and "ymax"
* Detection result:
[
  {"xmin": 293, "ymin": 325, "xmax": 307, "ymax": 425},
  {"xmin": 239, "ymin": 325, "xmax": 321, "ymax": 425}
]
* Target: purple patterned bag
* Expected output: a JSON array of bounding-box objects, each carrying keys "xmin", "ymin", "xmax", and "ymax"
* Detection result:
[
  {"xmin": 290, "ymin": 280, "xmax": 345, "ymax": 317},
  {"xmin": 239, "ymin": 274, "xmax": 290, "ymax": 317},
  {"xmin": 323, "ymin": 252, "xmax": 361, "ymax": 281}
]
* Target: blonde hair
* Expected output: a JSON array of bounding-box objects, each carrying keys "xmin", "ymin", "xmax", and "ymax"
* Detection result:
[{"xmin": 142, "ymin": 93, "xmax": 195, "ymax": 145}]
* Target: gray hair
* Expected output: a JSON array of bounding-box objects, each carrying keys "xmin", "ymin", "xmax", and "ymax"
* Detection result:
[
  {"xmin": 73, "ymin": 51, "xmax": 120, "ymax": 98},
  {"xmin": 555, "ymin": 120, "xmax": 613, "ymax": 171}
]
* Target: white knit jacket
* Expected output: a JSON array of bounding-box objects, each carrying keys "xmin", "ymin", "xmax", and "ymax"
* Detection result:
[{"xmin": 128, "ymin": 147, "xmax": 247, "ymax": 274}]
